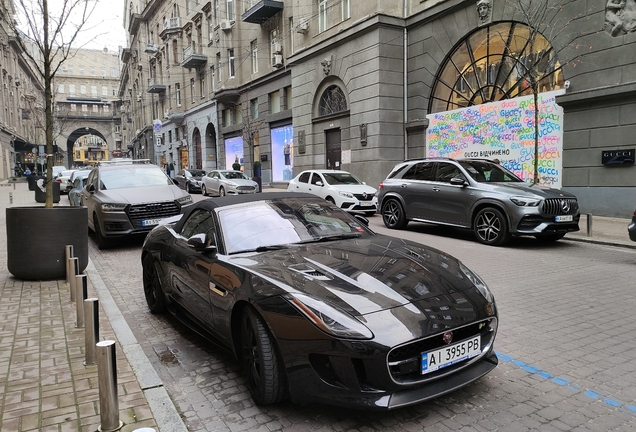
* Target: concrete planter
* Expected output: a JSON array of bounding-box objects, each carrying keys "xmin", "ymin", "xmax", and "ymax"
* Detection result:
[{"xmin": 6, "ymin": 206, "xmax": 88, "ymax": 281}]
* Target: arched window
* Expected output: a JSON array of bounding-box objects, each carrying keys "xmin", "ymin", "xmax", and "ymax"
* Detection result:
[
  {"xmin": 429, "ymin": 22, "xmax": 564, "ymax": 113},
  {"xmin": 318, "ymin": 85, "xmax": 347, "ymax": 116}
]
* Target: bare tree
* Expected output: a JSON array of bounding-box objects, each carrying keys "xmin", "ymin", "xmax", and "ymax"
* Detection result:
[
  {"xmin": 501, "ymin": 0, "xmax": 601, "ymax": 184},
  {"xmin": 239, "ymin": 96, "xmax": 263, "ymax": 177},
  {"xmin": 8, "ymin": 0, "xmax": 97, "ymax": 207}
]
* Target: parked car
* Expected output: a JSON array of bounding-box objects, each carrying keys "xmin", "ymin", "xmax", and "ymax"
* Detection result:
[
  {"xmin": 378, "ymin": 158, "xmax": 580, "ymax": 246},
  {"xmin": 80, "ymin": 160, "xmax": 193, "ymax": 249},
  {"xmin": 201, "ymin": 170, "xmax": 258, "ymax": 196},
  {"xmin": 287, "ymin": 169, "xmax": 378, "ymax": 216},
  {"xmin": 68, "ymin": 171, "xmax": 90, "ymax": 206},
  {"xmin": 141, "ymin": 192, "xmax": 498, "ymax": 409},
  {"xmin": 52, "ymin": 165, "xmax": 67, "ymax": 178},
  {"xmin": 629, "ymin": 209, "xmax": 636, "ymax": 242},
  {"xmin": 173, "ymin": 169, "xmax": 206, "ymax": 193},
  {"xmin": 55, "ymin": 169, "xmax": 77, "ymax": 194}
]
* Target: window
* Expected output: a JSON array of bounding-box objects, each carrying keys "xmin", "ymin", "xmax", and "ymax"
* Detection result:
[
  {"xmin": 101, "ymin": 67, "xmax": 106, "ymax": 77},
  {"xmin": 176, "ymin": 83, "xmax": 181, "ymax": 105},
  {"xmin": 176, "ymin": 127, "xmax": 180, "ymax": 141},
  {"xmin": 403, "ymin": 162, "xmax": 435, "ymax": 181},
  {"xmin": 79, "ymin": 66, "xmax": 85, "ymax": 75},
  {"xmin": 342, "ymin": 0, "xmax": 350, "ymax": 20},
  {"xmin": 104, "ymin": 105, "xmax": 109, "ymax": 113},
  {"xmin": 228, "ymin": 49, "xmax": 235, "ymax": 78},
  {"xmin": 112, "ymin": 88, "xmax": 117, "ymax": 96},
  {"xmin": 430, "ymin": 22, "xmax": 563, "ymax": 113},
  {"xmin": 289, "ymin": 17, "xmax": 294, "ymax": 54},
  {"xmin": 80, "ymin": 85, "xmax": 87, "ymax": 94},
  {"xmin": 102, "ymin": 86, "xmax": 108, "ymax": 96},
  {"xmin": 250, "ymin": 98, "xmax": 258, "ymax": 119},
  {"xmin": 115, "ymin": 125, "xmax": 120, "ymax": 133},
  {"xmin": 435, "ymin": 163, "xmax": 465, "ymax": 182},
  {"xmin": 81, "ymin": 104, "xmax": 88, "ymax": 112},
  {"xmin": 90, "ymin": 66, "xmax": 96, "ymax": 75},
  {"xmin": 226, "ymin": 0, "xmax": 233, "ymax": 20},
  {"xmin": 216, "ymin": 53, "xmax": 222, "ymax": 83},
  {"xmin": 68, "ymin": 65, "xmax": 74, "ymax": 74},
  {"xmin": 214, "ymin": 0, "xmax": 219, "ymax": 26},
  {"xmin": 285, "ymin": 86, "xmax": 292, "ymax": 110},
  {"xmin": 111, "ymin": 67, "xmax": 117, "ymax": 77},
  {"xmin": 92, "ymin": 105, "xmax": 99, "ymax": 113},
  {"xmin": 200, "ymin": 72, "xmax": 205, "ymax": 97},
  {"xmin": 91, "ymin": 86, "xmax": 97, "ymax": 97},
  {"xmin": 173, "ymin": 40, "xmax": 178, "ymax": 64},
  {"xmin": 319, "ymin": 0, "xmax": 327, "ymax": 32},
  {"xmin": 223, "ymin": 109, "xmax": 231, "ymax": 126},
  {"xmin": 251, "ymin": 40, "xmax": 258, "ymax": 74},
  {"xmin": 270, "ymin": 90, "xmax": 280, "ymax": 114},
  {"xmin": 69, "ymin": 84, "xmax": 76, "ymax": 95},
  {"xmin": 58, "ymin": 84, "xmax": 65, "ymax": 93},
  {"xmin": 191, "ymin": 78, "xmax": 196, "ymax": 100},
  {"xmin": 180, "ymin": 210, "xmax": 216, "ymax": 243},
  {"xmin": 168, "ymin": 131, "xmax": 172, "ymax": 143},
  {"xmin": 318, "ymin": 85, "xmax": 347, "ymax": 116},
  {"xmin": 211, "ymin": 66, "xmax": 216, "ymax": 92},
  {"xmin": 70, "ymin": 104, "xmax": 77, "ymax": 111}
]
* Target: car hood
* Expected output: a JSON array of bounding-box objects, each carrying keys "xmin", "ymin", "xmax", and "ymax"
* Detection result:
[
  {"xmin": 98, "ymin": 185, "xmax": 188, "ymax": 204},
  {"xmin": 489, "ymin": 182, "xmax": 577, "ymax": 199},
  {"xmin": 223, "ymin": 178, "xmax": 256, "ymax": 186},
  {"xmin": 226, "ymin": 235, "xmax": 485, "ymax": 316},
  {"xmin": 328, "ymin": 184, "xmax": 377, "ymax": 194}
]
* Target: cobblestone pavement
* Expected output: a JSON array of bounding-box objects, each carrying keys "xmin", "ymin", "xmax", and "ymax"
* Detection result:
[{"xmin": 2, "ymin": 180, "xmax": 636, "ymax": 431}]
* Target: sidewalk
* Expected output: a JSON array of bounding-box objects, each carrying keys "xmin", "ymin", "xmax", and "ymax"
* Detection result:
[
  {"xmin": 0, "ymin": 180, "xmax": 633, "ymax": 432},
  {"xmin": 0, "ymin": 180, "xmax": 187, "ymax": 432}
]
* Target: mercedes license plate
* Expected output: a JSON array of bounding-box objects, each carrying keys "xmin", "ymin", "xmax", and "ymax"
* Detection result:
[
  {"xmin": 142, "ymin": 218, "xmax": 162, "ymax": 227},
  {"xmin": 555, "ymin": 215, "xmax": 573, "ymax": 222},
  {"xmin": 421, "ymin": 336, "xmax": 481, "ymax": 374}
]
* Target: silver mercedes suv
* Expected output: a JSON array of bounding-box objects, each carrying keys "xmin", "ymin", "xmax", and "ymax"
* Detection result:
[{"xmin": 378, "ymin": 158, "xmax": 580, "ymax": 246}]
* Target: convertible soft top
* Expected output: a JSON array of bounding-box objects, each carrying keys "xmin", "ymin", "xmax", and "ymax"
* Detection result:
[{"xmin": 173, "ymin": 192, "xmax": 317, "ymax": 233}]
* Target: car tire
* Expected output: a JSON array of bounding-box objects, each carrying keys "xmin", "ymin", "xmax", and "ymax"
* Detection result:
[
  {"xmin": 326, "ymin": 197, "xmax": 335, "ymax": 205},
  {"xmin": 240, "ymin": 306, "xmax": 286, "ymax": 405},
  {"xmin": 535, "ymin": 233, "xmax": 566, "ymax": 243},
  {"xmin": 93, "ymin": 214, "xmax": 110, "ymax": 250},
  {"xmin": 142, "ymin": 254, "xmax": 167, "ymax": 314},
  {"xmin": 474, "ymin": 207, "xmax": 511, "ymax": 246},
  {"xmin": 382, "ymin": 199, "xmax": 408, "ymax": 229},
  {"xmin": 202, "ymin": 184, "xmax": 208, "ymax": 196},
  {"xmin": 219, "ymin": 186, "xmax": 226, "ymax": 197}
]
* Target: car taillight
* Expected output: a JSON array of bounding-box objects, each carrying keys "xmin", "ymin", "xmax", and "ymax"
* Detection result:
[
  {"xmin": 379, "ymin": 182, "xmax": 384, "ymax": 189},
  {"xmin": 56, "ymin": 179, "xmax": 62, "ymax": 183}
]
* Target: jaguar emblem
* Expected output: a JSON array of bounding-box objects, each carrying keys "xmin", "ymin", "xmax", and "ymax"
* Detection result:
[{"xmin": 442, "ymin": 331, "xmax": 453, "ymax": 345}]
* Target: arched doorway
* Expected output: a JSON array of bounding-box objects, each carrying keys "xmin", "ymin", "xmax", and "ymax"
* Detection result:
[
  {"xmin": 66, "ymin": 127, "xmax": 108, "ymax": 167},
  {"xmin": 429, "ymin": 22, "xmax": 564, "ymax": 113},
  {"xmin": 205, "ymin": 123, "xmax": 217, "ymax": 169},
  {"xmin": 193, "ymin": 128, "xmax": 202, "ymax": 169},
  {"xmin": 313, "ymin": 82, "xmax": 349, "ymax": 170}
]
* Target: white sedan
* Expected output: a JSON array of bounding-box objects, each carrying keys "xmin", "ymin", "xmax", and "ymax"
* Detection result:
[
  {"xmin": 201, "ymin": 170, "xmax": 259, "ymax": 196},
  {"xmin": 287, "ymin": 169, "xmax": 377, "ymax": 216},
  {"xmin": 55, "ymin": 169, "xmax": 77, "ymax": 194}
]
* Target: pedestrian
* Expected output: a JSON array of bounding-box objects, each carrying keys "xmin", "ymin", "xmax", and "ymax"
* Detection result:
[
  {"xmin": 25, "ymin": 167, "xmax": 31, "ymax": 176},
  {"xmin": 166, "ymin": 163, "xmax": 171, "ymax": 177}
]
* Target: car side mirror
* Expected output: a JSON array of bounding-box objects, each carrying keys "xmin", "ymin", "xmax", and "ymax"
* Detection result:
[
  {"xmin": 315, "ymin": 181, "xmax": 323, "ymax": 187},
  {"xmin": 450, "ymin": 177, "xmax": 467, "ymax": 186},
  {"xmin": 187, "ymin": 233, "xmax": 216, "ymax": 252},
  {"xmin": 353, "ymin": 214, "xmax": 369, "ymax": 226},
  {"xmin": 87, "ymin": 184, "xmax": 95, "ymax": 193}
]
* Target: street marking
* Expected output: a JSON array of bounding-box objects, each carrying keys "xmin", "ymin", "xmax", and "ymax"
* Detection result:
[{"xmin": 496, "ymin": 351, "xmax": 636, "ymax": 416}]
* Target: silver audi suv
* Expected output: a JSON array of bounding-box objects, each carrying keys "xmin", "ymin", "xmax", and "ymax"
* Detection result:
[{"xmin": 378, "ymin": 158, "xmax": 580, "ymax": 246}]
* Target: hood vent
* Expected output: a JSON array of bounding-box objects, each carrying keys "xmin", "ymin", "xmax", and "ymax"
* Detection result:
[{"xmin": 288, "ymin": 264, "xmax": 332, "ymax": 281}]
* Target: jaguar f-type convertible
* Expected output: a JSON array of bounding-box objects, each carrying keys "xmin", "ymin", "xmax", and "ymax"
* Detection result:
[{"xmin": 141, "ymin": 192, "xmax": 498, "ymax": 410}]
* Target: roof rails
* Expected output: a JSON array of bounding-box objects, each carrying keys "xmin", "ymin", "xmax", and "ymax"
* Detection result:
[
  {"xmin": 402, "ymin": 157, "xmax": 454, "ymax": 162},
  {"xmin": 97, "ymin": 159, "xmax": 152, "ymax": 166}
]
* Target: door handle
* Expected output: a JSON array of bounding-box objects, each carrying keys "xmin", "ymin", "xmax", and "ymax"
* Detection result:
[
  {"xmin": 433, "ymin": 187, "xmax": 440, "ymax": 192},
  {"xmin": 210, "ymin": 282, "xmax": 227, "ymax": 297},
  {"xmin": 400, "ymin": 184, "xmax": 407, "ymax": 188}
]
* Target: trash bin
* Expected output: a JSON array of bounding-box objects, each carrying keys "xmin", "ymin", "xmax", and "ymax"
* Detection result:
[
  {"xmin": 252, "ymin": 176, "xmax": 262, "ymax": 193},
  {"xmin": 27, "ymin": 175, "xmax": 45, "ymax": 191},
  {"xmin": 34, "ymin": 180, "xmax": 60, "ymax": 203}
]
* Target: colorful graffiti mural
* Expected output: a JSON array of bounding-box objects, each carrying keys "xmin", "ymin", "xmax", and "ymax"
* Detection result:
[{"xmin": 426, "ymin": 90, "xmax": 565, "ymax": 187}]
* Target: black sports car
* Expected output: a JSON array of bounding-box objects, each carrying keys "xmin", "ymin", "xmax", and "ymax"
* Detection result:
[{"xmin": 141, "ymin": 192, "xmax": 498, "ymax": 410}]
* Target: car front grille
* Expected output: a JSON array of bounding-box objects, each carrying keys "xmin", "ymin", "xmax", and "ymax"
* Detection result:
[
  {"xmin": 387, "ymin": 318, "xmax": 496, "ymax": 384},
  {"xmin": 353, "ymin": 193, "xmax": 373, "ymax": 201},
  {"xmin": 237, "ymin": 186, "xmax": 256, "ymax": 191},
  {"xmin": 127, "ymin": 202, "xmax": 180, "ymax": 229},
  {"xmin": 542, "ymin": 198, "xmax": 578, "ymax": 215}
]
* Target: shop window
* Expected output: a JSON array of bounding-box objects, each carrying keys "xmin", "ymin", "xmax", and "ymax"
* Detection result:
[{"xmin": 429, "ymin": 22, "xmax": 564, "ymax": 113}]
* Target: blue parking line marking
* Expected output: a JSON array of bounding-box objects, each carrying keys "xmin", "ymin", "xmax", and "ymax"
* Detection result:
[{"xmin": 496, "ymin": 351, "xmax": 635, "ymax": 416}]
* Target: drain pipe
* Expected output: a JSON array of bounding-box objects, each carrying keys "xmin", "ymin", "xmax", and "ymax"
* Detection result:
[{"xmin": 403, "ymin": 1, "xmax": 409, "ymax": 160}]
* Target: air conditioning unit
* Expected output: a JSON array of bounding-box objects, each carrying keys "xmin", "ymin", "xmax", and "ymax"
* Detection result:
[
  {"xmin": 296, "ymin": 19, "xmax": 309, "ymax": 34},
  {"xmin": 273, "ymin": 54, "xmax": 283, "ymax": 68},
  {"xmin": 220, "ymin": 20, "xmax": 234, "ymax": 31},
  {"xmin": 137, "ymin": 93, "xmax": 142, "ymax": 101},
  {"xmin": 272, "ymin": 42, "xmax": 282, "ymax": 55}
]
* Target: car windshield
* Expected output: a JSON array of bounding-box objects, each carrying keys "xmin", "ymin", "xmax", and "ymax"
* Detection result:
[
  {"xmin": 459, "ymin": 161, "xmax": 523, "ymax": 183},
  {"xmin": 217, "ymin": 198, "xmax": 371, "ymax": 254},
  {"xmin": 189, "ymin": 170, "xmax": 206, "ymax": 177},
  {"xmin": 100, "ymin": 167, "xmax": 172, "ymax": 190},
  {"xmin": 322, "ymin": 172, "xmax": 363, "ymax": 185},
  {"xmin": 220, "ymin": 171, "xmax": 249, "ymax": 180}
]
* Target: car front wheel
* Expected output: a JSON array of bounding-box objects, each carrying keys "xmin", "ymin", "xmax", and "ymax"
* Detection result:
[
  {"xmin": 382, "ymin": 199, "xmax": 408, "ymax": 229},
  {"xmin": 474, "ymin": 207, "xmax": 511, "ymax": 246},
  {"xmin": 93, "ymin": 214, "xmax": 110, "ymax": 250},
  {"xmin": 201, "ymin": 184, "xmax": 208, "ymax": 196},
  {"xmin": 142, "ymin": 254, "xmax": 166, "ymax": 313},
  {"xmin": 219, "ymin": 186, "xmax": 226, "ymax": 197},
  {"xmin": 240, "ymin": 306, "xmax": 286, "ymax": 405}
]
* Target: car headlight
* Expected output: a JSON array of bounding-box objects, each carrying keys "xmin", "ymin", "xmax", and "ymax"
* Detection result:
[
  {"xmin": 176, "ymin": 195, "xmax": 193, "ymax": 205},
  {"xmin": 510, "ymin": 196, "xmax": 541, "ymax": 207},
  {"xmin": 101, "ymin": 203, "xmax": 127, "ymax": 212},
  {"xmin": 285, "ymin": 293, "xmax": 373, "ymax": 340},
  {"xmin": 459, "ymin": 262, "xmax": 494, "ymax": 304},
  {"xmin": 338, "ymin": 190, "xmax": 354, "ymax": 199}
]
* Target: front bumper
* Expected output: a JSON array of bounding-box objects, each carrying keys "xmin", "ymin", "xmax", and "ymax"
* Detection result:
[
  {"xmin": 514, "ymin": 213, "xmax": 581, "ymax": 235},
  {"xmin": 628, "ymin": 219, "xmax": 636, "ymax": 242}
]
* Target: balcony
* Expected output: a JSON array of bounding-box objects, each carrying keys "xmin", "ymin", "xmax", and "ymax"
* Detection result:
[
  {"xmin": 145, "ymin": 43, "xmax": 159, "ymax": 54},
  {"xmin": 162, "ymin": 17, "xmax": 182, "ymax": 33},
  {"xmin": 242, "ymin": 0, "xmax": 283, "ymax": 24},
  {"xmin": 147, "ymin": 77, "xmax": 166, "ymax": 93},
  {"xmin": 181, "ymin": 43, "xmax": 207, "ymax": 69}
]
